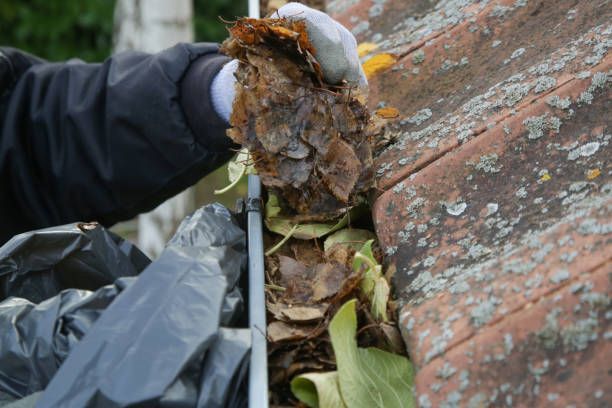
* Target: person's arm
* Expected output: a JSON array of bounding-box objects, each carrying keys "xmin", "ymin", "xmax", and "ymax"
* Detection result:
[{"xmin": 0, "ymin": 44, "xmax": 233, "ymax": 244}]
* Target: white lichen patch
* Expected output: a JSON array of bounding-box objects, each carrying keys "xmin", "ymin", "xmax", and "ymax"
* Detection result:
[
  {"xmin": 368, "ymin": 2, "xmax": 384, "ymax": 18},
  {"xmin": 398, "ymin": 221, "xmax": 416, "ymax": 243},
  {"xmin": 577, "ymin": 218, "xmax": 612, "ymax": 235},
  {"xmin": 385, "ymin": 246, "xmax": 398, "ymax": 256},
  {"xmin": 562, "ymin": 317, "xmax": 599, "ymax": 351},
  {"xmin": 559, "ymin": 251, "xmax": 578, "ymax": 263},
  {"xmin": 567, "ymin": 141, "xmax": 600, "ymax": 160},
  {"xmin": 569, "ymin": 181, "xmax": 589, "ymax": 193},
  {"xmin": 575, "ymin": 70, "xmax": 591, "ymax": 79},
  {"xmin": 489, "ymin": 5, "xmax": 512, "ymax": 18},
  {"xmin": 533, "ymin": 76, "xmax": 557, "ymax": 93},
  {"xmin": 445, "ymin": 201, "xmax": 468, "ymax": 216},
  {"xmin": 474, "ymin": 153, "xmax": 502, "ymax": 173},
  {"xmin": 503, "ymin": 259, "xmax": 536, "ymax": 275},
  {"xmin": 515, "ymin": 186, "xmax": 528, "ymax": 199},
  {"xmin": 450, "ymin": 280, "xmax": 471, "ymax": 294},
  {"xmin": 546, "ymin": 95, "xmax": 572, "ymax": 110},
  {"xmin": 456, "ymin": 121, "xmax": 476, "ymax": 142},
  {"xmin": 418, "ymin": 394, "xmax": 432, "ymax": 408},
  {"xmin": 392, "ymin": 181, "xmax": 405, "ymax": 193},
  {"xmin": 412, "ymin": 49, "xmax": 425, "ymax": 65},
  {"xmin": 423, "ymin": 255, "xmax": 437, "ymax": 268},
  {"xmin": 523, "ymin": 113, "xmax": 562, "ymax": 140},
  {"xmin": 485, "ymin": 203, "xmax": 499, "ymax": 217},
  {"xmin": 350, "ymin": 20, "xmax": 370, "ymax": 36},
  {"xmin": 510, "ymin": 47, "xmax": 526, "ymax": 60},
  {"xmin": 529, "ymin": 62, "xmax": 552, "ymax": 76},
  {"xmin": 470, "ymin": 297, "xmax": 499, "ymax": 327},
  {"xmin": 549, "ymin": 269, "xmax": 571, "ymax": 284},
  {"xmin": 437, "ymin": 362, "xmax": 457, "ymax": 379},
  {"xmin": 377, "ymin": 162, "xmax": 392, "ymax": 176},
  {"xmin": 462, "ymin": 89, "xmax": 497, "ymax": 118},
  {"xmin": 468, "ymin": 244, "xmax": 491, "ymax": 259},
  {"xmin": 406, "ymin": 108, "xmax": 433, "ymax": 126},
  {"xmin": 501, "ymin": 82, "xmax": 532, "ymax": 107},
  {"xmin": 577, "ymin": 71, "xmax": 609, "ymax": 104},
  {"xmin": 406, "ymin": 197, "xmax": 427, "ymax": 217}
]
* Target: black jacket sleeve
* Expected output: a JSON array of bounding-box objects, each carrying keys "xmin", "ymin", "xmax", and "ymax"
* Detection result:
[{"xmin": 0, "ymin": 43, "xmax": 233, "ymax": 245}]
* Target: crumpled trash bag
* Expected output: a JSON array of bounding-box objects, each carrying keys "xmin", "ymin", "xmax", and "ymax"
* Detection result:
[
  {"xmin": 0, "ymin": 223, "xmax": 150, "ymax": 399},
  {"xmin": 0, "ymin": 222, "xmax": 150, "ymax": 304},
  {"xmin": 0, "ymin": 277, "xmax": 135, "ymax": 399},
  {"xmin": 0, "ymin": 204, "xmax": 250, "ymax": 408}
]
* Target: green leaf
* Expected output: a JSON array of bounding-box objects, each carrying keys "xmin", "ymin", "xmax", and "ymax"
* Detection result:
[
  {"xmin": 329, "ymin": 300, "xmax": 415, "ymax": 408},
  {"xmin": 291, "ymin": 372, "xmax": 346, "ymax": 408},
  {"xmin": 265, "ymin": 218, "xmax": 340, "ymax": 240},
  {"xmin": 265, "ymin": 196, "xmax": 367, "ymax": 240},
  {"xmin": 215, "ymin": 148, "xmax": 255, "ymax": 195},
  {"xmin": 229, "ymin": 148, "xmax": 255, "ymax": 182},
  {"xmin": 352, "ymin": 240, "xmax": 389, "ymax": 321},
  {"xmin": 352, "ymin": 239, "xmax": 377, "ymax": 273},
  {"xmin": 371, "ymin": 277, "xmax": 390, "ymax": 322},
  {"xmin": 353, "ymin": 240, "xmax": 379, "ymax": 296},
  {"xmin": 323, "ymin": 229, "xmax": 376, "ymax": 254},
  {"xmin": 265, "ymin": 192, "xmax": 282, "ymax": 219}
]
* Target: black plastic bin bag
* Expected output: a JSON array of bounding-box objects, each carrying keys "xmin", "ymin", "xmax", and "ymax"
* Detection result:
[
  {"xmin": 0, "ymin": 222, "xmax": 150, "ymax": 304},
  {"xmin": 35, "ymin": 203, "xmax": 249, "ymax": 407},
  {"xmin": 0, "ymin": 203, "xmax": 250, "ymax": 407},
  {"xmin": 0, "ymin": 222, "xmax": 149, "ymax": 399},
  {"xmin": 0, "ymin": 278, "xmax": 134, "ymax": 399}
]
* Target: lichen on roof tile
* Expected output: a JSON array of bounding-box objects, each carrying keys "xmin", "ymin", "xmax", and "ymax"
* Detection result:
[{"xmin": 331, "ymin": 0, "xmax": 611, "ymax": 404}]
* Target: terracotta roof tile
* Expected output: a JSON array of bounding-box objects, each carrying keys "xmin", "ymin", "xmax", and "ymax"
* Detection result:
[
  {"xmin": 329, "ymin": 0, "xmax": 611, "ymax": 405},
  {"xmin": 413, "ymin": 262, "xmax": 610, "ymax": 407}
]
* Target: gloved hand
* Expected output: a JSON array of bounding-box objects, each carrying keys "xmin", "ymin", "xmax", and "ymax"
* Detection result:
[{"xmin": 211, "ymin": 2, "xmax": 367, "ymax": 123}]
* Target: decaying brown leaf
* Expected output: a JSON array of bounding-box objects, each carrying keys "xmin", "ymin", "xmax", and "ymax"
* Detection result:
[
  {"xmin": 276, "ymin": 255, "xmax": 350, "ymax": 304},
  {"xmin": 281, "ymin": 305, "xmax": 326, "ymax": 322},
  {"xmin": 222, "ymin": 17, "xmax": 376, "ymax": 217},
  {"xmin": 311, "ymin": 262, "xmax": 350, "ymax": 301},
  {"xmin": 380, "ymin": 322, "xmax": 407, "ymax": 355},
  {"xmin": 268, "ymin": 321, "xmax": 316, "ymax": 342},
  {"xmin": 277, "ymin": 255, "xmax": 315, "ymax": 303}
]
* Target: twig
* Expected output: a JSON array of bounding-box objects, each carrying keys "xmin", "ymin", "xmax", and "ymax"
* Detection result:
[
  {"xmin": 265, "ymin": 224, "xmax": 300, "ymax": 256},
  {"xmin": 265, "ymin": 283, "xmax": 286, "ymax": 292},
  {"xmin": 214, "ymin": 165, "xmax": 245, "ymax": 195},
  {"xmin": 357, "ymin": 323, "xmax": 379, "ymax": 336}
]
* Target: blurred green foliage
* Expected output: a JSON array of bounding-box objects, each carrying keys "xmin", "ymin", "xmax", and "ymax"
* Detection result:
[
  {"xmin": 0, "ymin": 0, "xmax": 114, "ymax": 61},
  {"xmin": 0, "ymin": 0, "xmax": 246, "ymax": 61},
  {"xmin": 194, "ymin": 0, "xmax": 247, "ymax": 43}
]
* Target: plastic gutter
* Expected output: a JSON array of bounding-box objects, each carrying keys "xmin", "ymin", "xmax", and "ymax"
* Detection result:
[
  {"xmin": 247, "ymin": 3, "xmax": 266, "ymax": 405},
  {"xmin": 247, "ymin": 175, "xmax": 269, "ymax": 408}
]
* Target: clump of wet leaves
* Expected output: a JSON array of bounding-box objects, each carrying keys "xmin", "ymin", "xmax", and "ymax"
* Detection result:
[
  {"xmin": 221, "ymin": 17, "xmax": 376, "ymax": 219},
  {"xmin": 220, "ymin": 15, "xmax": 411, "ymax": 407},
  {"xmin": 265, "ymin": 233, "xmax": 413, "ymax": 407}
]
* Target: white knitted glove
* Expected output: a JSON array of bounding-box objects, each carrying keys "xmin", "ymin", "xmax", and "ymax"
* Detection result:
[{"xmin": 211, "ymin": 2, "xmax": 367, "ymax": 123}]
